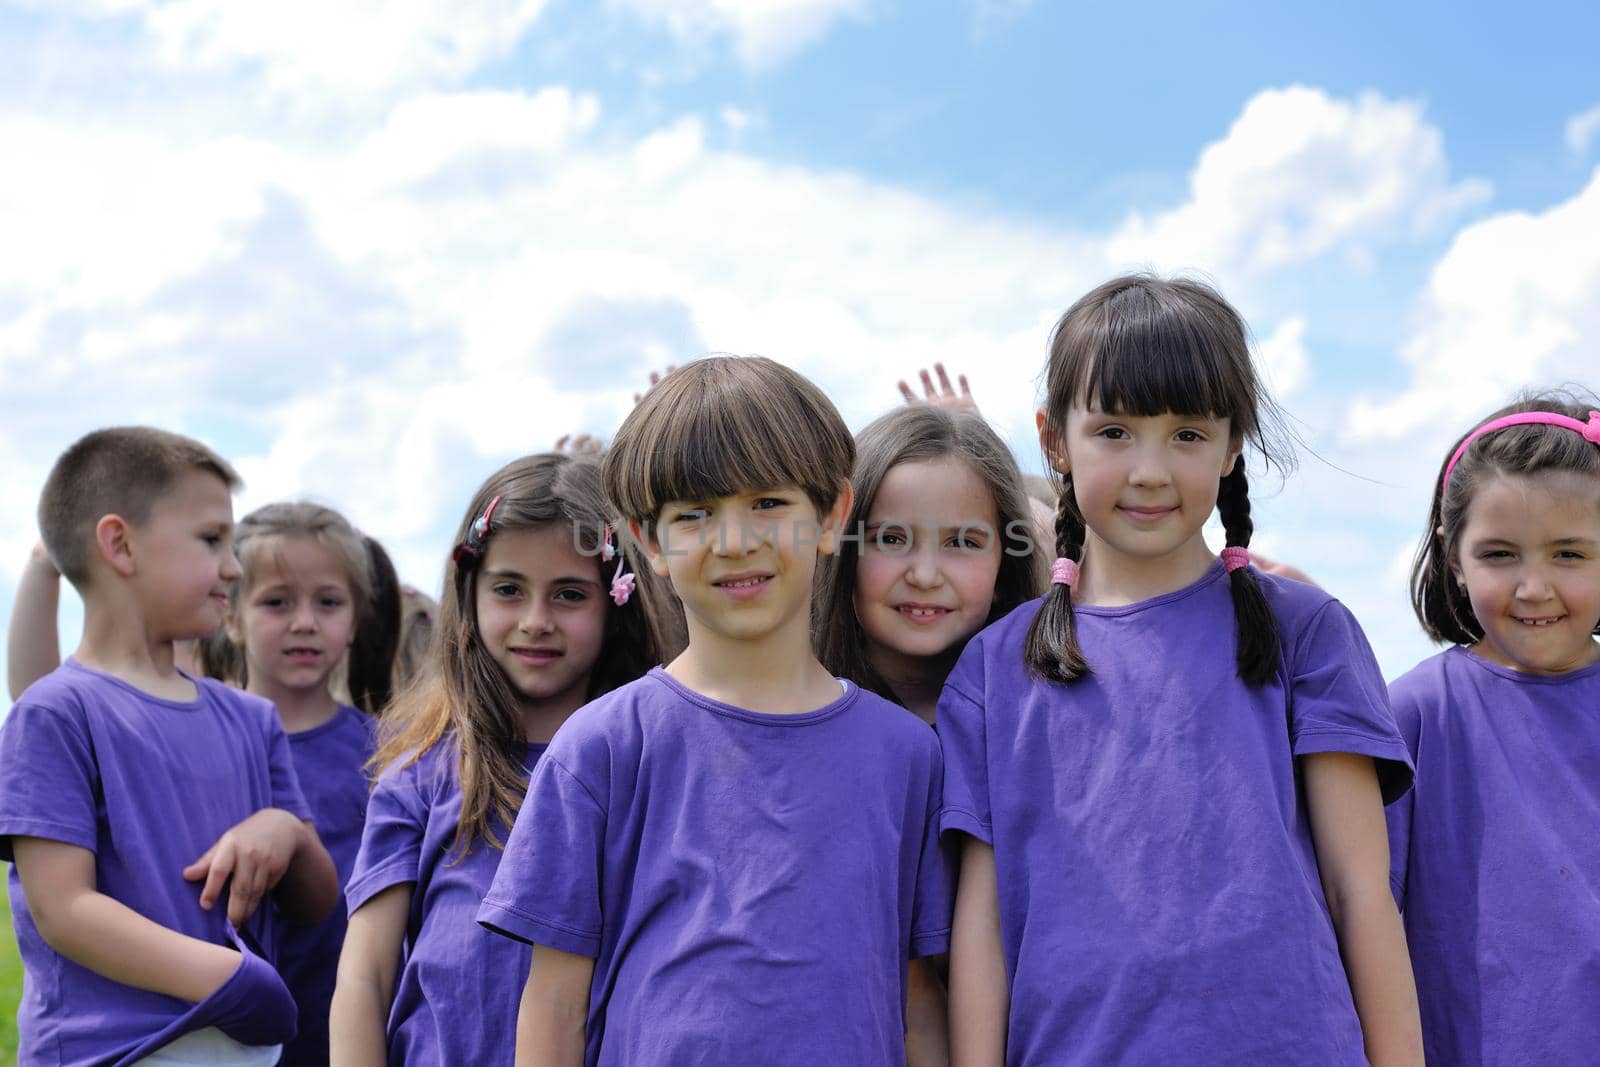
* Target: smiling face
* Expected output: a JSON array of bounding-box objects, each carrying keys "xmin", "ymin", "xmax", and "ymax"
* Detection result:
[
  {"xmin": 644, "ymin": 484, "xmax": 847, "ymax": 652},
  {"xmin": 1054, "ymin": 405, "xmax": 1241, "ymax": 588},
  {"xmin": 128, "ymin": 469, "xmax": 241, "ymax": 641},
  {"xmin": 1451, "ymin": 472, "xmax": 1600, "ymax": 676},
  {"xmin": 475, "ymin": 522, "xmax": 609, "ymax": 714},
  {"xmin": 854, "ymin": 457, "xmax": 1002, "ymax": 669},
  {"xmin": 229, "ymin": 535, "xmax": 358, "ymax": 699}
]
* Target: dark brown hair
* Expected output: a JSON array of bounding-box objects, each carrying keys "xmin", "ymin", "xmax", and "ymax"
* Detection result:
[
  {"xmin": 373, "ymin": 453, "xmax": 659, "ymax": 856},
  {"xmin": 39, "ymin": 426, "xmax": 240, "ymax": 588},
  {"xmin": 1412, "ymin": 390, "xmax": 1600, "ymax": 644},
  {"xmin": 816, "ymin": 405, "xmax": 1045, "ymax": 699},
  {"xmin": 601, "ymin": 355, "xmax": 855, "ymax": 532},
  {"xmin": 1026, "ymin": 273, "xmax": 1289, "ymax": 685}
]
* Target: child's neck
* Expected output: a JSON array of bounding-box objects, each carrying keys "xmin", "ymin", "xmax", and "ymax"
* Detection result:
[
  {"xmin": 75, "ymin": 603, "xmax": 197, "ymax": 703},
  {"xmin": 251, "ymin": 677, "xmax": 341, "ymax": 734},
  {"xmin": 1074, "ymin": 531, "xmax": 1218, "ymax": 608},
  {"xmin": 668, "ymin": 613, "xmax": 841, "ymax": 715},
  {"xmin": 519, "ymin": 686, "xmax": 592, "ymax": 745},
  {"xmin": 867, "ymin": 643, "xmax": 955, "ymax": 726}
]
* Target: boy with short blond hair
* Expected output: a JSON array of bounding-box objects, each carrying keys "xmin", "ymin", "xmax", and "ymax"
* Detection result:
[{"xmin": 0, "ymin": 426, "xmax": 339, "ymax": 1066}]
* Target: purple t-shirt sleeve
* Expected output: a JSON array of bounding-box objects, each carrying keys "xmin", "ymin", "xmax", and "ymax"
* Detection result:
[
  {"xmin": 262, "ymin": 711, "xmax": 312, "ymax": 822},
  {"xmin": 910, "ymin": 749, "xmax": 954, "ymax": 957},
  {"xmin": 345, "ymin": 760, "xmax": 427, "ymax": 914},
  {"xmin": 478, "ymin": 753, "xmax": 605, "ymax": 958},
  {"xmin": 1286, "ymin": 600, "xmax": 1415, "ymax": 804},
  {"xmin": 937, "ymin": 656, "xmax": 991, "ymax": 845},
  {"xmin": 0, "ymin": 700, "xmax": 100, "ymax": 857},
  {"xmin": 1383, "ymin": 679, "xmax": 1425, "ymax": 908}
]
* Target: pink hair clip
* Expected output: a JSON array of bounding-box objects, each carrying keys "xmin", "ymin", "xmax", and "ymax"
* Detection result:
[
  {"xmin": 452, "ymin": 494, "xmax": 502, "ymax": 564},
  {"xmin": 1050, "ymin": 557, "xmax": 1079, "ymax": 588},
  {"xmin": 1443, "ymin": 409, "xmax": 1600, "ymax": 489},
  {"xmin": 604, "ymin": 525, "xmax": 635, "ymax": 605},
  {"xmin": 1220, "ymin": 546, "xmax": 1250, "ymax": 573}
]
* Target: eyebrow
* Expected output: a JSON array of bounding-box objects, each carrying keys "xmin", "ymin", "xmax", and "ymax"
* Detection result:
[{"xmin": 483, "ymin": 569, "xmax": 602, "ymax": 587}]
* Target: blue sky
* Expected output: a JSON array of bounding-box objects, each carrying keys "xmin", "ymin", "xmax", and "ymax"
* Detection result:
[{"xmin": 2, "ymin": 0, "xmax": 1598, "ymax": 699}]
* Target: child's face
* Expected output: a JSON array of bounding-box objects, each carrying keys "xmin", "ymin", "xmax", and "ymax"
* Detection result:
[
  {"xmin": 854, "ymin": 458, "xmax": 1002, "ymax": 667},
  {"xmin": 228, "ymin": 536, "xmax": 357, "ymax": 697},
  {"xmin": 644, "ymin": 484, "xmax": 847, "ymax": 650},
  {"xmin": 128, "ymin": 470, "xmax": 241, "ymax": 641},
  {"xmin": 475, "ymin": 523, "xmax": 608, "ymax": 713},
  {"xmin": 1452, "ymin": 472, "xmax": 1600, "ymax": 676},
  {"xmin": 1050, "ymin": 405, "xmax": 1240, "ymax": 577}
]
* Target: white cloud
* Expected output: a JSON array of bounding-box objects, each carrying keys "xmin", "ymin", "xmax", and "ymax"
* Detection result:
[
  {"xmin": 34, "ymin": 0, "xmax": 551, "ymax": 94},
  {"xmin": 1348, "ymin": 166, "xmax": 1600, "ymax": 441},
  {"xmin": 1566, "ymin": 103, "xmax": 1600, "ymax": 157},
  {"xmin": 607, "ymin": 0, "xmax": 869, "ymax": 66},
  {"xmin": 1256, "ymin": 316, "xmax": 1310, "ymax": 397},
  {"xmin": 1107, "ymin": 86, "xmax": 1490, "ymax": 279}
]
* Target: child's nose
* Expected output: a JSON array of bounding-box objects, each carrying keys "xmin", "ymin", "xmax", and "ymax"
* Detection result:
[
  {"xmin": 1514, "ymin": 567, "xmax": 1555, "ymax": 601},
  {"xmin": 518, "ymin": 602, "xmax": 556, "ymax": 634},
  {"xmin": 905, "ymin": 544, "xmax": 942, "ymax": 588},
  {"xmin": 1127, "ymin": 447, "xmax": 1171, "ymax": 486}
]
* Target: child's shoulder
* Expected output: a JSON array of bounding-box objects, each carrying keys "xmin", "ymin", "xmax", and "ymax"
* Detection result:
[
  {"xmin": 847, "ymin": 685, "xmax": 942, "ymax": 756},
  {"xmin": 1253, "ymin": 569, "xmax": 1345, "ymax": 631}
]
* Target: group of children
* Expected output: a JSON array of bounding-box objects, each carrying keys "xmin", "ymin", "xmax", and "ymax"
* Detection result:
[{"xmin": 0, "ymin": 272, "xmax": 1594, "ymax": 1066}]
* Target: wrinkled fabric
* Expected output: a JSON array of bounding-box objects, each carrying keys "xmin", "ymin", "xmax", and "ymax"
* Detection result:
[
  {"xmin": 345, "ymin": 737, "xmax": 539, "ymax": 1067},
  {"xmin": 479, "ymin": 669, "xmax": 951, "ymax": 1067},
  {"xmin": 0, "ymin": 660, "xmax": 309, "ymax": 1067},
  {"xmin": 940, "ymin": 564, "xmax": 1412, "ymax": 1065},
  {"xmin": 277, "ymin": 704, "xmax": 377, "ymax": 1067},
  {"xmin": 1387, "ymin": 647, "xmax": 1600, "ymax": 1066}
]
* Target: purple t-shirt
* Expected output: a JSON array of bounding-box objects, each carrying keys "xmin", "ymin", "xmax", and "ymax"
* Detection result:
[
  {"xmin": 0, "ymin": 659, "xmax": 310, "ymax": 1067},
  {"xmin": 477, "ymin": 667, "xmax": 951, "ymax": 1067},
  {"xmin": 1386, "ymin": 646, "xmax": 1600, "ymax": 1065},
  {"xmin": 277, "ymin": 703, "xmax": 377, "ymax": 1067},
  {"xmin": 939, "ymin": 563, "xmax": 1413, "ymax": 1065},
  {"xmin": 344, "ymin": 736, "xmax": 541, "ymax": 1067}
]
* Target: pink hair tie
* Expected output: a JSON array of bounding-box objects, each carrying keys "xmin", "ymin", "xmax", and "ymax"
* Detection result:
[
  {"xmin": 1220, "ymin": 546, "xmax": 1250, "ymax": 573},
  {"xmin": 1443, "ymin": 409, "xmax": 1600, "ymax": 489},
  {"xmin": 1050, "ymin": 557, "xmax": 1079, "ymax": 588}
]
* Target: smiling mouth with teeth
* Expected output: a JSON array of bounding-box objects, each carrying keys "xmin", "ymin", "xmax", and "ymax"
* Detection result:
[
  {"xmin": 900, "ymin": 607, "xmax": 949, "ymax": 617},
  {"xmin": 718, "ymin": 576, "xmax": 768, "ymax": 588},
  {"xmin": 1516, "ymin": 617, "xmax": 1563, "ymax": 626}
]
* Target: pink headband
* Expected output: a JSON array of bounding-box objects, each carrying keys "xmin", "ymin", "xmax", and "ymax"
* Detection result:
[{"xmin": 1444, "ymin": 410, "xmax": 1600, "ymax": 489}]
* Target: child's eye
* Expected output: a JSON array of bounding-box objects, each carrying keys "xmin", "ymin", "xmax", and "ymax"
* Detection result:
[
  {"xmin": 1174, "ymin": 429, "xmax": 1206, "ymax": 443},
  {"xmin": 320, "ymin": 596, "xmax": 346, "ymax": 609},
  {"xmin": 1478, "ymin": 550, "xmax": 1514, "ymax": 561},
  {"xmin": 872, "ymin": 526, "xmax": 909, "ymax": 548},
  {"xmin": 1095, "ymin": 427, "xmax": 1128, "ymax": 441},
  {"xmin": 753, "ymin": 497, "xmax": 788, "ymax": 511},
  {"xmin": 492, "ymin": 582, "xmax": 522, "ymax": 598},
  {"xmin": 672, "ymin": 508, "xmax": 709, "ymax": 524},
  {"xmin": 949, "ymin": 535, "xmax": 987, "ymax": 551},
  {"xmin": 554, "ymin": 587, "xmax": 589, "ymax": 603}
]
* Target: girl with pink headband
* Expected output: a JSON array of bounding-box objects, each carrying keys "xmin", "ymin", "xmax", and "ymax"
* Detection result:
[
  {"xmin": 1388, "ymin": 392, "xmax": 1600, "ymax": 1065},
  {"xmin": 941, "ymin": 274, "xmax": 1423, "ymax": 1064}
]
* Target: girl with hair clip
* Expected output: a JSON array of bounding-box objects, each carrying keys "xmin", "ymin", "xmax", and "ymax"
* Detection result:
[
  {"xmin": 816, "ymin": 403, "xmax": 1046, "ymax": 724},
  {"xmin": 328, "ymin": 453, "xmax": 656, "ymax": 1067},
  {"xmin": 205, "ymin": 501, "xmax": 383, "ymax": 1067},
  {"xmin": 1387, "ymin": 392, "xmax": 1600, "ymax": 1066},
  {"xmin": 941, "ymin": 274, "xmax": 1423, "ymax": 1065}
]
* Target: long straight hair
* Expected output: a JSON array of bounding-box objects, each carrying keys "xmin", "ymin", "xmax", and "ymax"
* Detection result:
[
  {"xmin": 815, "ymin": 405, "xmax": 1045, "ymax": 700},
  {"xmin": 372, "ymin": 453, "xmax": 659, "ymax": 856},
  {"xmin": 1025, "ymin": 274, "xmax": 1289, "ymax": 685}
]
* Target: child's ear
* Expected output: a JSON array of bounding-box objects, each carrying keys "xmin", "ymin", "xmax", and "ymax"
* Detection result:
[
  {"xmin": 629, "ymin": 519, "xmax": 672, "ymax": 580},
  {"xmin": 1222, "ymin": 435, "xmax": 1245, "ymax": 478},
  {"xmin": 817, "ymin": 481, "xmax": 855, "ymax": 557},
  {"xmin": 94, "ymin": 514, "xmax": 137, "ymax": 578},
  {"xmin": 1037, "ymin": 409, "xmax": 1069, "ymax": 475},
  {"xmin": 224, "ymin": 605, "xmax": 244, "ymax": 645}
]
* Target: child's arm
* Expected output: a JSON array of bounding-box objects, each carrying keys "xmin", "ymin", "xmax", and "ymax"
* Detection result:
[
  {"xmin": 948, "ymin": 836, "xmax": 1007, "ymax": 1067},
  {"xmin": 11, "ymin": 836, "xmax": 241, "ymax": 1002},
  {"xmin": 184, "ymin": 808, "xmax": 339, "ymax": 927},
  {"xmin": 515, "ymin": 943, "xmax": 595, "ymax": 1067},
  {"xmin": 1303, "ymin": 752, "xmax": 1424, "ymax": 1067},
  {"xmin": 7, "ymin": 542, "xmax": 62, "ymax": 700},
  {"xmin": 905, "ymin": 956, "xmax": 950, "ymax": 1067},
  {"xmin": 329, "ymin": 882, "xmax": 412, "ymax": 1067}
]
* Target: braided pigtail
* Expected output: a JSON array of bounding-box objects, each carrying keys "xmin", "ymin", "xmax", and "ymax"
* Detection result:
[
  {"xmin": 1024, "ymin": 478, "xmax": 1090, "ymax": 682},
  {"xmin": 1216, "ymin": 463, "xmax": 1280, "ymax": 684}
]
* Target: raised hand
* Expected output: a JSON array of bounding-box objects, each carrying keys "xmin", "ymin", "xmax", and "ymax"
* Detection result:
[
  {"xmin": 897, "ymin": 363, "xmax": 977, "ymax": 414},
  {"xmin": 632, "ymin": 364, "xmax": 679, "ymax": 406}
]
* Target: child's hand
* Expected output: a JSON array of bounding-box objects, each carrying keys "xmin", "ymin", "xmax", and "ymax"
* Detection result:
[
  {"xmin": 898, "ymin": 363, "xmax": 978, "ymax": 414},
  {"xmin": 26, "ymin": 540, "xmax": 58, "ymax": 578},
  {"xmin": 554, "ymin": 433, "xmax": 606, "ymax": 457},
  {"xmin": 631, "ymin": 364, "xmax": 679, "ymax": 405},
  {"xmin": 184, "ymin": 809, "xmax": 306, "ymax": 927}
]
